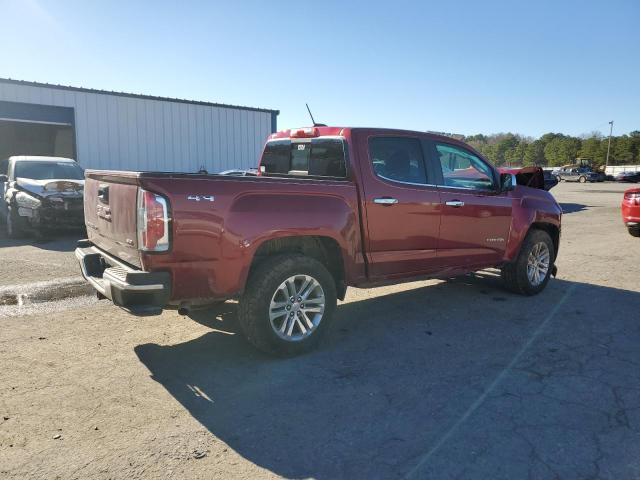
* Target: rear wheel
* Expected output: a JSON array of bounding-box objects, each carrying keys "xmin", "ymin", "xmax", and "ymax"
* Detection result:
[
  {"xmin": 238, "ymin": 254, "xmax": 337, "ymax": 356},
  {"xmin": 579, "ymin": 176, "xmax": 587, "ymax": 183},
  {"xmin": 502, "ymin": 229, "xmax": 555, "ymax": 295}
]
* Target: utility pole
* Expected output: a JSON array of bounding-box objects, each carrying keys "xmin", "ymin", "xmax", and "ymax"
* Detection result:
[{"xmin": 605, "ymin": 120, "xmax": 614, "ymax": 167}]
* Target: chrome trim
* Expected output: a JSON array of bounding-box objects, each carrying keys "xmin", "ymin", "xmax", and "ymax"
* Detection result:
[
  {"xmin": 374, "ymin": 197, "xmax": 399, "ymax": 205},
  {"xmin": 376, "ymin": 173, "xmax": 437, "ymax": 188},
  {"xmin": 445, "ymin": 201, "xmax": 465, "ymax": 207},
  {"xmin": 437, "ymin": 185, "xmax": 498, "ymax": 192}
]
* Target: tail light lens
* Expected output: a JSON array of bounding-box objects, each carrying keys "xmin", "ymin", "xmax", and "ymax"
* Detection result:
[
  {"xmin": 137, "ymin": 189, "xmax": 170, "ymax": 252},
  {"xmin": 624, "ymin": 192, "xmax": 640, "ymax": 205}
]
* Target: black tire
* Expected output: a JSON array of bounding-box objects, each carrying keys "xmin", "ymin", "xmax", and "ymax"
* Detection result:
[
  {"xmin": 238, "ymin": 254, "xmax": 337, "ymax": 356},
  {"xmin": 579, "ymin": 176, "xmax": 586, "ymax": 183},
  {"xmin": 6, "ymin": 205, "xmax": 24, "ymax": 238},
  {"xmin": 628, "ymin": 227, "xmax": 640, "ymax": 238},
  {"xmin": 33, "ymin": 228, "xmax": 47, "ymax": 242},
  {"xmin": 501, "ymin": 229, "xmax": 555, "ymax": 295}
]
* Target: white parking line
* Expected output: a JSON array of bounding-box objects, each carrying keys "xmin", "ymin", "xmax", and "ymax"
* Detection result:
[{"xmin": 404, "ymin": 284, "xmax": 577, "ymax": 479}]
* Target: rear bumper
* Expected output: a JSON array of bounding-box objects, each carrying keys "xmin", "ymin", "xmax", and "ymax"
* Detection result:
[{"xmin": 75, "ymin": 241, "xmax": 171, "ymax": 315}]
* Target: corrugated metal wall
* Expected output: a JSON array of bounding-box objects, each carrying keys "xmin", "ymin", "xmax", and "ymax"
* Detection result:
[{"xmin": 0, "ymin": 80, "xmax": 276, "ymax": 172}]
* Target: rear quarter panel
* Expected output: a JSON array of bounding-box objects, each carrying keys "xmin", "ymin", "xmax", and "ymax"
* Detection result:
[{"xmin": 139, "ymin": 175, "xmax": 364, "ymax": 301}]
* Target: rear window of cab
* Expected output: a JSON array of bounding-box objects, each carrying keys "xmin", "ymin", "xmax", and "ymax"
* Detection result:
[{"xmin": 261, "ymin": 138, "xmax": 347, "ymax": 178}]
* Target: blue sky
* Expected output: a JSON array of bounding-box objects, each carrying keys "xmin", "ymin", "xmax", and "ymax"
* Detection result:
[{"xmin": 2, "ymin": 0, "xmax": 638, "ymax": 137}]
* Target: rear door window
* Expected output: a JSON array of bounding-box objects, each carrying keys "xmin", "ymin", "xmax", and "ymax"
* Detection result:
[
  {"xmin": 261, "ymin": 138, "xmax": 347, "ymax": 178},
  {"xmin": 368, "ymin": 136, "xmax": 428, "ymax": 185}
]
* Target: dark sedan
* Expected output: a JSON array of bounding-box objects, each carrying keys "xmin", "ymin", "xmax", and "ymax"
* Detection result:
[
  {"xmin": 614, "ymin": 171, "xmax": 640, "ymax": 183},
  {"xmin": 543, "ymin": 170, "xmax": 559, "ymax": 191}
]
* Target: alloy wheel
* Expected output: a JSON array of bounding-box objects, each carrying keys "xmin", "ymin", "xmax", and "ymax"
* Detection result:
[
  {"xmin": 269, "ymin": 274, "xmax": 325, "ymax": 341},
  {"xmin": 527, "ymin": 242, "xmax": 550, "ymax": 287}
]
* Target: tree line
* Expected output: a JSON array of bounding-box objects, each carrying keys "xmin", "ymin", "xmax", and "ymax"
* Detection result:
[{"xmin": 456, "ymin": 131, "xmax": 640, "ymax": 168}]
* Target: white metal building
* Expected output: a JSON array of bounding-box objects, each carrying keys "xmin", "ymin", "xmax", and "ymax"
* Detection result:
[{"xmin": 0, "ymin": 78, "xmax": 278, "ymax": 173}]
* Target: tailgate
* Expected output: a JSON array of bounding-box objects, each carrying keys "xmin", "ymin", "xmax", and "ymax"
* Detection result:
[{"xmin": 84, "ymin": 171, "xmax": 141, "ymax": 267}]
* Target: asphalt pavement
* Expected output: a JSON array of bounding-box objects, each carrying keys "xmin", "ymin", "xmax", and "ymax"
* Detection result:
[{"xmin": 1, "ymin": 181, "xmax": 639, "ymax": 480}]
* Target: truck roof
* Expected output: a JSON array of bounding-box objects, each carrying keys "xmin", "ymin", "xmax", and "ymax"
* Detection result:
[{"xmin": 267, "ymin": 126, "xmax": 465, "ymax": 146}]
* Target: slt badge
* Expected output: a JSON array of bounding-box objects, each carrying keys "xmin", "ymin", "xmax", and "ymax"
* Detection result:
[{"xmin": 187, "ymin": 195, "xmax": 215, "ymax": 202}]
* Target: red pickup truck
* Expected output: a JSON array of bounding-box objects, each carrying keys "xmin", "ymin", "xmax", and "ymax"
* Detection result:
[{"xmin": 76, "ymin": 126, "xmax": 561, "ymax": 355}]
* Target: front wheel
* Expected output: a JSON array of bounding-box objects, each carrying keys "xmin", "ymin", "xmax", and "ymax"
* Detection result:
[
  {"xmin": 579, "ymin": 176, "xmax": 587, "ymax": 183},
  {"xmin": 502, "ymin": 229, "xmax": 555, "ymax": 295},
  {"xmin": 5, "ymin": 206, "xmax": 24, "ymax": 238},
  {"xmin": 238, "ymin": 254, "xmax": 337, "ymax": 356}
]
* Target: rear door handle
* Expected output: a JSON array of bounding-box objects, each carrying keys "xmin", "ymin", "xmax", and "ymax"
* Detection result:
[
  {"xmin": 445, "ymin": 200, "xmax": 465, "ymax": 207},
  {"xmin": 374, "ymin": 197, "xmax": 398, "ymax": 205}
]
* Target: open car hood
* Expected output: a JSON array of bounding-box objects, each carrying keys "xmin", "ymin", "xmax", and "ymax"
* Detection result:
[{"xmin": 499, "ymin": 167, "xmax": 545, "ymax": 190}]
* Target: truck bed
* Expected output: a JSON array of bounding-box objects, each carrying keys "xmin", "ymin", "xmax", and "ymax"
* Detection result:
[{"xmin": 84, "ymin": 170, "xmax": 364, "ymax": 302}]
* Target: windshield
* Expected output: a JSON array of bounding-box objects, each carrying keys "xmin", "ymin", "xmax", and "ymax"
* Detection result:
[{"xmin": 14, "ymin": 161, "xmax": 84, "ymax": 180}]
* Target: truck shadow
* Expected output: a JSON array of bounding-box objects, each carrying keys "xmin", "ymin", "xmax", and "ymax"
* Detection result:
[
  {"xmin": 0, "ymin": 230, "xmax": 81, "ymax": 251},
  {"xmin": 135, "ymin": 275, "xmax": 640, "ymax": 479},
  {"xmin": 560, "ymin": 202, "xmax": 591, "ymax": 214}
]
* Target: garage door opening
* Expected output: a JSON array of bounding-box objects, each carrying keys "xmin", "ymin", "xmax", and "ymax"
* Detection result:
[
  {"xmin": 0, "ymin": 100, "xmax": 76, "ymax": 160},
  {"xmin": 0, "ymin": 120, "xmax": 75, "ymax": 159}
]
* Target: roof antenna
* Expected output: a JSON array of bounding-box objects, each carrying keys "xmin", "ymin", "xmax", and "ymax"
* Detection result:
[{"xmin": 306, "ymin": 103, "xmax": 327, "ymax": 127}]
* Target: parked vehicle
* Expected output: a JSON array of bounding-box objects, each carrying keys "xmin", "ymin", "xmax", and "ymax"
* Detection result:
[
  {"xmin": 622, "ymin": 188, "xmax": 640, "ymax": 237},
  {"xmin": 556, "ymin": 167, "xmax": 599, "ymax": 183},
  {"xmin": 543, "ymin": 170, "xmax": 559, "ymax": 190},
  {"xmin": 614, "ymin": 171, "xmax": 640, "ymax": 183},
  {"xmin": 76, "ymin": 126, "xmax": 562, "ymax": 355},
  {"xmin": 594, "ymin": 171, "xmax": 607, "ymax": 182},
  {"xmin": 0, "ymin": 156, "xmax": 85, "ymax": 238}
]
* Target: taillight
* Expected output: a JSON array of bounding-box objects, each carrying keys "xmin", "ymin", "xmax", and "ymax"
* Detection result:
[
  {"xmin": 137, "ymin": 189, "xmax": 170, "ymax": 252},
  {"xmin": 624, "ymin": 192, "xmax": 640, "ymax": 205}
]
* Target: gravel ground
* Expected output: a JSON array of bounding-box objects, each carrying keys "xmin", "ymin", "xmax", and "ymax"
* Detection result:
[
  {"xmin": 0, "ymin": 234, "xmax": 80, "ymax": 286},
  {"xmin": 1, "ymin": 181, "xmax": 639, "ymax": 480}
]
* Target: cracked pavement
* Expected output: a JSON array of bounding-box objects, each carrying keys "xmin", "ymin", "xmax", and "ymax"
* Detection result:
[{"xmin": 1, "ymin": 182, "xmax": 639, "ymax": 479}]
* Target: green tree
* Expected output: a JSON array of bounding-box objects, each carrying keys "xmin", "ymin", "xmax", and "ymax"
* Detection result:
[
  {"xmin": 544, "ymin": 136, "xmax": 580, "ymax": 166},
  {"xmin": 524, "ymin": 140, "xmax": 545, "ymax": 166},
  {"xmin": 613, "ymin": 135, "xmax": 635, "ymax": 164},
  {"xmin": 578, "ymin": 137, "xmax": 605, "ymax": 165}
]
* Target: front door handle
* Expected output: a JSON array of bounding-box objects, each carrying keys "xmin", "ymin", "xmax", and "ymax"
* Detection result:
[
  {"xmin": 374, "ymin": 197, "xmax": 398, "ymax": 205},
  {"xmin": 445, "ymin": 200, "xmax": 465, "ymax": 207}
]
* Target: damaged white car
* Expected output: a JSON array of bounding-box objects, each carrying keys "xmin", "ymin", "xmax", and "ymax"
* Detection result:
[{"xmin": 0, "ymin": 156, "xmax": 85, "ymax": 238}]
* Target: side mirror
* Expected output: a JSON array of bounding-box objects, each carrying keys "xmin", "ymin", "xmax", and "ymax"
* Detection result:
[
  {"xmin": 499, "ymin": 173, "xmax": 517, "ymax": 192},
  {"xmin": 0, "ymin": 174, "xmax": 8, "ymax": 183}
]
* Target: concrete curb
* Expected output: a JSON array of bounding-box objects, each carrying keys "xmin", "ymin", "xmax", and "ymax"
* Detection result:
[{"xmin": 0, "ymin": 277, "xmax": 93, "ymax": 306}]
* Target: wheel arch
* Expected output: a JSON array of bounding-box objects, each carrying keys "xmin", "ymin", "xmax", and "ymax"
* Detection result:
[
  {"xmin": 527, "ymin": 222, "xmax": 560, "ymax": 260},
  {"xmin": 248, "ymin": 235, "xmax": 347, "ymax": 300}
]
